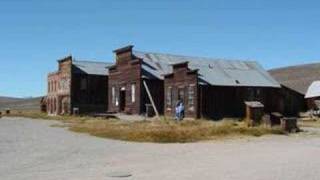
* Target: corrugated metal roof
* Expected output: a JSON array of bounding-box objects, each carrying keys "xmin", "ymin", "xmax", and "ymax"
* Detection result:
[
  {"xmin": 72, "ymin": 60, "xmax": 113, "ymax": 76},
  {"xmin": 134, "ymin": 51, "xmax": 280, "ymax": 88},
  {"xmin": 269, "ymin": 63, "xmax": 320, "ymax": 95}
]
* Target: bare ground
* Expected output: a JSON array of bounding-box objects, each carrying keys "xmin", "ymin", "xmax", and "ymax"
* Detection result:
[{"xmin": 1, "ymin": 117, "xmax": 320, "ymax": 180}]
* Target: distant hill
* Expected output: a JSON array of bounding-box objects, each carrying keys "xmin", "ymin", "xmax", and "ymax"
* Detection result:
[
  {"xmin": 0, "ymin": 96, "xmax": 23, "ymax": 103},
  {"xmin": 269, "ymin": 62, "xmax": 320, "ymax": 95},
  {"xmin": 0, "ymin": 96, "xmax": 43, "ymax": 111}
]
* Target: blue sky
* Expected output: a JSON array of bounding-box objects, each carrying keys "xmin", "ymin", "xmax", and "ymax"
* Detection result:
[{"xmin": 0, "ymin": 0, "xmax": 319, "ymax": 97}]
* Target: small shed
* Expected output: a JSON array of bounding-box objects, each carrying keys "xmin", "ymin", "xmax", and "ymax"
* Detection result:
[{"xmin": 245, "ymin": 101, "xmax": 264, "ymax": 126}]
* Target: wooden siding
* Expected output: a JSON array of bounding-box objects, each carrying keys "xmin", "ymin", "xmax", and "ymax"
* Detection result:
[
  {"xmin": 199, "ymin": 86, "xmax": 279, "ymax": 120},
  {"xmin": 276, "ymin": 86, "xmax": 307, "ymax": 116},
  {"xmin": 71, "ymin": 74, "xmax": 108, "ymax": 114},
  {"xmin": 142, "ymin": 79, "xmax": 164, "ymax": 114},
  {"xmin": 108, "ymin": 50, "xmax": 143, "ymax": 114}
]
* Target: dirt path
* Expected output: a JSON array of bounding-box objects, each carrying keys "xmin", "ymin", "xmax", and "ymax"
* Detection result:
[{"xmin": 1, "ymin": 117, "xmax": 320, "ymax": 180}]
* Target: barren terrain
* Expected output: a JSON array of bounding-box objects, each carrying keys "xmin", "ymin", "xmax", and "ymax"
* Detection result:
[{"xmin": 1, "ymin": 117, "xmax": 320, "ymax": 180}]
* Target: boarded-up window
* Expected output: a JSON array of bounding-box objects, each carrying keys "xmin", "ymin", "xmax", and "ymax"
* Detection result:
[
  {"xmin": 247, "ymin": 88, "xmax": 262, "ymax": 101},
  {"xmin": 80, "ymin": 78, "xmax": 87, "ymax": 90},
  {"xmin": 166, "ymin": 86, "xmax": 172, "ymax": 108},
  {"xmin": 247, "ymin": 88, "xmax": 255, "ymax": 101},
  {"xmin": 131, "ymin": 83, "xmax": 136, "ymax": 103},
  {"xmin": 188, "ymin": 85, "xmax": 195, "ymax": 110}
]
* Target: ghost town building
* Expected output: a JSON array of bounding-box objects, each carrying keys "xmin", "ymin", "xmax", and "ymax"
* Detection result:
[
  {"xmin": 47, "ymin": 56, "xmax": 111, "ymax": 115},
  {"xmin": 108, "ymin": 45, "xmax": 281, "ymax": 119}
]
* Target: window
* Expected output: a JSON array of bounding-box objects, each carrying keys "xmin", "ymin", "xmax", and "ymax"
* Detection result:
[
  {"xmin": 247, "ymin": 88, "xmax": 262, "ymax": 101},
  {"xmin": 256, "ymin": 88, "xmax": 261, "ymax": 96},
  {"xmin": 188, "ymin": 85, "xmax": 195, "ymax": 111},
  {"xmin": 131, "ymin": 83, "xmax": 136, "ymax": 103},
  {"xmin": 48, "ymin": 82, "xmax": 50, "ymax": 92},
  {"xmin": 80, "ymin": 78, "xmax": 87, "ymax": 90},
  {"xmin": 247, "ymin": 88, "xmax": 254, "ymax": 101},
  {"xmin": 166, "ymin": 86, "xmax": 172, "ymax": 108},
  {"xmin": 112, "ymin": 86, "xmax": 116, "ymax": 105}
]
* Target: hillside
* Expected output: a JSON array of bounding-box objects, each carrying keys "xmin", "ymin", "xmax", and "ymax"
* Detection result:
[
  {"xmin": 269, "ymin": 62, "xmax": 320, "ymax": 95},
  {"xmin": 0, "ymin": 96, "xmax": 23, "ymax": 103},
  {"xmin": 0, "ymin": 96, "xmax": 43, "ymax": 111}
]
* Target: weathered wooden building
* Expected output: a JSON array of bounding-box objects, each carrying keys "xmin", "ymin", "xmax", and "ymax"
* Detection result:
[
  {"xmin": 108, "ymin": 45, "xmax": 281, "ymax": 119},
  {"xmin": 47, "ymin": 56, "xmax": 111, "ymax": 115},
  {"xmin": 269, "ymin": 63, "xmax": 320, "ymax": 115}
]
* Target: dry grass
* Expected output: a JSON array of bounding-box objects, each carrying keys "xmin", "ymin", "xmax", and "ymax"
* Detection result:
[
  {"xmin": 299, "ymin": 118, "xmax": 320, "ymax": 128},
  {"xmin": 3, "ymin": 110, "xmax": 285, "ymax": 143},
  {"xmin": 70, "ymin": 118, "xmax": 285, "ymax": 143}
]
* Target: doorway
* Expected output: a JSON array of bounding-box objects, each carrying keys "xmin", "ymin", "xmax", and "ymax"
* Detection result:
[{"xmin": 119, "ymin": 89, "xmax": 126, "ymax": 112}]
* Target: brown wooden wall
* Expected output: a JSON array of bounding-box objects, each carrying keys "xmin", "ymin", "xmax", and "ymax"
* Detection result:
[
  {"xmin": 199, "ymin": 86, "xmax": 279, "ymax": 120},
  {"xmin": 71, "ymin": 73, "xmax": 108, "ymax": 114},
  {"xmin": 142, "ymin": 79, "xmax": 164, "ymax": 114},
  {"xmin": 108, "ymin": 49, "xmax": 143, "ymax": 114},
  {"xmin": 276, "ymin": 86, "xmax": 307, "ymax": 116}
]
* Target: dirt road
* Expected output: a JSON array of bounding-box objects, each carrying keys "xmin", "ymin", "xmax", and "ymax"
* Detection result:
[{"xmin": 1, "ymin": 117, "xmax": 320, "ymax": 180}]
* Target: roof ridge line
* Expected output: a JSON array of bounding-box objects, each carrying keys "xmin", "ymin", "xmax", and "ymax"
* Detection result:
[
  {"xmin": 73, "ymin": 59, "xmax": 112, "ymax": 64},
  {"xmin": 133, "ymin": 50, "xmax": 256, "ymax": 63}
]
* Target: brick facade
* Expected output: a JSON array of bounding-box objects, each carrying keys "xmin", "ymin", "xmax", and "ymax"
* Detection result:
[{"xmin": 164, "ymin": 62, "xmax": 199, "ymax": 118}]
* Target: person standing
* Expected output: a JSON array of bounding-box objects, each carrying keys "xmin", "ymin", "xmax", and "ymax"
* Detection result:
[
  {"xmin": 179, "ymin": 101, "xmax": 185, "ymax": 121},
  {"xmin": 175, "ymin": 100, "xmax": 181, "ymax": 121}
]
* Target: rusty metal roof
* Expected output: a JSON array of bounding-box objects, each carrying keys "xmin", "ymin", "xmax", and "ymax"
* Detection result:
[
  {"xmin": 269, "ymin": 63, "xmax": 320, "ymax": 95},
  {"xmin": 72, "ymin": 60, "xmax": 112, "ymax": 76},
  {"xmin": 134, "ymin": 51, "xmax": 280, "ymax": 88}
]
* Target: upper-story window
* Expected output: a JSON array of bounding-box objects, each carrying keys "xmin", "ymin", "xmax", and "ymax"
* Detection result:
[{"xmin": 131, "ymin": 83, "xmax": 136, "ymax": 103}]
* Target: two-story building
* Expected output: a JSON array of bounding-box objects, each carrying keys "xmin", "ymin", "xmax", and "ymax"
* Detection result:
[{"xmin": 47, "ymin": 56, "xmax": 111, "ymax": 115}]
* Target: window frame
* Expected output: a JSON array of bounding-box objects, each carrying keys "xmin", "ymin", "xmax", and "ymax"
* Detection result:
[
  {"xmin": 166, "ymin": 86, "xmax": 173, "ymax": 109},
  {"xmin": 131, "ymin": 83, "xmax": 136, "ymax": 103},
  {"xmin": 188, "ymin": 84, "xmax": 195, "ymax": 111},
  {"xmin": 112, "ymin": 86, "xmax": 116, "ymax": 105}
]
